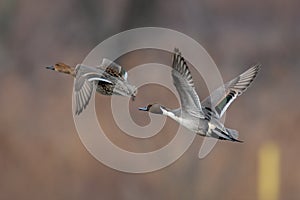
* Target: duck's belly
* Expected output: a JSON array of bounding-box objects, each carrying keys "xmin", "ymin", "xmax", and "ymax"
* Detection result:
[
  {"xmin": 178, "ymin": 119, "xmax": 200, "ymax": 132},
  {"xmin": 180, "ymin": 119, "xmax": 208, "ymax": 136}
]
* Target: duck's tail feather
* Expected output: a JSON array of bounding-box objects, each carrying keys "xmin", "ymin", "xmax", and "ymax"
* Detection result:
[
  {"xmin": 226, "ymin": 128, "xmax": 243, "ymax": 143},
  {"xmin": 211, "ymin": 127, "xmax": 243, "ymax": 143},
  {"xmin": 226, "ymin": 128, "xmax": 239, "ymax": 139}
]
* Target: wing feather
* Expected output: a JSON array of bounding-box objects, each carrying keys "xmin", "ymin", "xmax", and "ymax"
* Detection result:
[
  {"xmin": 74, "ymin": 66, "xmax": 113, "ymax": 115},
  {"xmin": 202, "ymin": 64, "xmax": 260, "ymax": 118},
  {"xmin": 99, "ymin": 58, "xmax": 128, "ymax": 80},
  {"xmin": 171, "ymin": 48, "xmax": 204, "ymax": 118}
]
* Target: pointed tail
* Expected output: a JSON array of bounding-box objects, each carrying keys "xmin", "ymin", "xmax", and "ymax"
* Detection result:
[
  {"xmin": 226, "ymin": 128, "xmax": 243, "ymax": 143},
  {"xmin": 211, "ymin": 127, "xmax": 243, "ymax": 142}
]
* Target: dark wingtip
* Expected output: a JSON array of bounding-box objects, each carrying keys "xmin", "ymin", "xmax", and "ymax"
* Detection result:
[{"xmin": 253, "ymin": 63, "xmax": 261, "ymax": 72}]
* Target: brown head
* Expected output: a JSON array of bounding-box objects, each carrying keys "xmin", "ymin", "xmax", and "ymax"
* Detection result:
[
  {"xmin": 46, "ymin": 63, "xmax": 75, "ymax": 76},
  {"xmin": 138, "ymin": 103, "xmax": 164, "ymax": 114}
]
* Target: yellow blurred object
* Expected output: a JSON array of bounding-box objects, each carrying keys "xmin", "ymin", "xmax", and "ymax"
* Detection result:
[{"xmin": 258, "ymin": 142, "xmax": 280, "ymax": 200}]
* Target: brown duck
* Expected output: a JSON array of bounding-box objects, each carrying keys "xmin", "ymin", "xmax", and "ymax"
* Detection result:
[{"xmin": 47, "ymin": 59, "xmax": 137, "ymax": 115}]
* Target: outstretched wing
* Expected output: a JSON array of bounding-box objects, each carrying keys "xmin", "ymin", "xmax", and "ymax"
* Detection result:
[
  {"xmin": 171, "ymin": 48, "xmax": 205, "ymax": 118},
  {"xmin": 202, "ymin": 64, "xmax": 260, "ymax": 118},
  {"xmin": 74, "ymin": 65, "xmax": 112, "ymax": 115},
  {"xmin": 99, "ymin": 58, "xmax": 128, "ymax": 80}
]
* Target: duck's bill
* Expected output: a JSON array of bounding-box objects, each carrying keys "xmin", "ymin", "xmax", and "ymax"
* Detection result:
[
  {"xmin": 46, "ymin": 66, "xmax": 55, "ymax": 70},
  {"xmin": 138, "ymin": 106, "xmax": 148, "ymax": 111}
]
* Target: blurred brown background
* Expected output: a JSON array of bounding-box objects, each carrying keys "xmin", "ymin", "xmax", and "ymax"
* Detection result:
[{"xmin": 0, "ymin": 0, "xmax": 299, "ymax": 199}]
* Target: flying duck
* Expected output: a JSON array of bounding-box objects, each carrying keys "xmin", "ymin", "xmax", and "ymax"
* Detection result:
[
  {"xmin": 139, "ymin": 48, "xmax": 260, "ymax": 142},
  {"xmin": 47, "ymin": 59, "xmax": 137, "ymax": 115}
]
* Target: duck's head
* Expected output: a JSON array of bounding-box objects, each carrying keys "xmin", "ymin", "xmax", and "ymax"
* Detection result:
[
  {"xmin": 46, "ymin": 63, "xmax": 75, "ymax": 76},
  {"xmin": 138, "ymin": 103, "xmax": 163, "ymax": 114}
]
